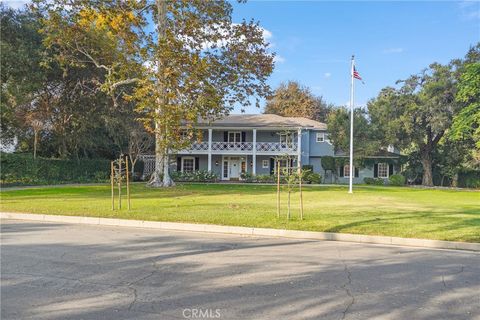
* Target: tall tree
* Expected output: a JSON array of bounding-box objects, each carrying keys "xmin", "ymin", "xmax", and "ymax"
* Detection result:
[
  {"xmin": 369, "ymin": 62, "xmax": 460, "ymax": 186},
  {"xmin": 36, "ymin": 0, "xmax": 274, "ymax": 186},
  {"xmin": 265, "ymin": 81, "xmax": 332, "ymax": 122},
  {"xmin": 326, "ymin": 106, "xmax": 380, "ymax": 157}
]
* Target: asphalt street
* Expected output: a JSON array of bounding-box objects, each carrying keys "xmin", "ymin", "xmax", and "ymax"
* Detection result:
[{"xmin": 1, "ymin": 219, "xmax": 479, "ymax": 320}]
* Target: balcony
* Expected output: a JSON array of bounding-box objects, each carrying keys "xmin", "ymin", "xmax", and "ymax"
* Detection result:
[{"xmin": 178, "ymin": 142, "xmax": 298, "ymax": 154}]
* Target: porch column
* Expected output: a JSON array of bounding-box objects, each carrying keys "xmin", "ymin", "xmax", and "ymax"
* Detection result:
[
  {"xmin": 252, "ymin": 129, "xmax": 257, "ymax": 175},
  {"xmin": 208, "ymin": 129, "xmax": 212, "ymax": 171},
  {"xmin": 297, "ymin": 128, "xmax": 302, "ymax": 169}
]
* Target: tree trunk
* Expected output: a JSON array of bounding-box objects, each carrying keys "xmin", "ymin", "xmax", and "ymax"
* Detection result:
[
  {"xmin": 420, "ymin": 153, "xmax": 434, "ymax": 187},
  {"xmin": 33, "ymin": 130, "xmax": 38, "ymax": 159},
  {"xmin": 162, "ymin": 149, "xmax": 175, "ymax": 187},
  {"xmin": 149, "ymin": 0, "xmax": 169, "ymax": 188},
  {"xmin": 452, "ymin": 173, "xmax": 458, "ymax": 188},
  {"xmin": 148, "ymin": 123, "xmax": 164, "ymax": 187}
]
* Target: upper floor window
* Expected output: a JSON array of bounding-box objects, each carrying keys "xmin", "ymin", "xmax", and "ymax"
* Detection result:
[
  {"xmin": 378, "ymin": 163, "xmax": 389, "ymax": 178},
  {"xmin": 316, "ymin": 132, "xmax": 325, "ymax": 143},
  {"xmin": 228, "ymin": 131, "xmax": 242, "ymax": 143}
]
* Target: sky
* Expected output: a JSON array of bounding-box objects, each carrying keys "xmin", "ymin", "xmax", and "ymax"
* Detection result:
[
  {"xmin": 3, "ymin": 0, "xmax": 480, "ymax": 114},
  {"xmin": 229, "ymin": 0, "xmax": 480, "ymax": 113}
]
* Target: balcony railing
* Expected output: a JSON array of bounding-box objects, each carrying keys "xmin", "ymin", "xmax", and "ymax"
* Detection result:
[{"xmin": 180, "ymin": 142, "xmax": 297, "ymax": 153}]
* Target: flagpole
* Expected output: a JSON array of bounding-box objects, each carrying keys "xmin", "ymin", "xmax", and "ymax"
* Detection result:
[{"xmin": 348, "ymin": 55, "xmax": 355, "ymax": 194}]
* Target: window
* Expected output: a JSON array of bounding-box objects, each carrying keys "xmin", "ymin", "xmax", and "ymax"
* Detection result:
[
  {"xmin": 262, "ymin": 160, "xmax": 269, "ymax": 168},
  {"xmin": 316, "ymin": 132, "xmax": 325, "ymax": 142},
  {"xmin": 279, "ymin": 133, "xmax": 294, "ymax": 147},
  {"xmin": 228, "ymin": 131, "xmax": 242, "ymax": 143},
  {"xmin": 223, "ymin": 160, "xmax": 229, "ymax": 178},
  {"xmin": 378, "ymin": 163, "xmax": 389, "ymax": 178},
  {"xmin": 344, "ymin": 164, "xmax": 353, "ymax": 178},
  {"xmin": 182, "ymin": 157, "xmax": 194, "ymax": 173},
  {"xmin": 241, "ymin": 161, "xmax": 246, "ymax": 174}
]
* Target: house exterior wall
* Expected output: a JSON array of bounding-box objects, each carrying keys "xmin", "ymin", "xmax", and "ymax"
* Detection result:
[{"xmin": 156, "ymin": 126, "xmax": 400, "ymax": 184}]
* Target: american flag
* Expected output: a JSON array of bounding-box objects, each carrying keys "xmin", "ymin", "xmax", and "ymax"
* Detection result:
[{"xmin": 353, "ymin": 66, "xmax": 362, "ymax": 81}]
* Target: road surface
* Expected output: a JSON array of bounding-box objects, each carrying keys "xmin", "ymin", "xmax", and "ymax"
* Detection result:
[{"xmin": 1, "ymin": 219, "xmax": 479, "ymax": 320}]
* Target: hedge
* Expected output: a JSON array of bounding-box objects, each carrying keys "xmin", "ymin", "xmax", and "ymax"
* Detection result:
[{"xmin": 0, "ymin": 153, "xmax": 111, "ymax": 186}]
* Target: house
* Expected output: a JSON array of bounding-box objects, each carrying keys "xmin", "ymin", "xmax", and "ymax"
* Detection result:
[{"xmin": 141, "ymin": 114, "xmax": 400, "ymax": 183}]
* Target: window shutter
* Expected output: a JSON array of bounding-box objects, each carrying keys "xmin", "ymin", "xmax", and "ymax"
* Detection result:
[
  {"xmin": 354, "ymin": 167, "xmax": 359, "ymax": 177},
  {"xmin": 270, "ymin": 158, "xmax": 275, "ymax": 175},
  {"xmin": 374, "ymin": 164, "xmax": 378, "ymax": 177},
  {"xmin": 224, "ymin": 131, "xmax": 228, "ymax": 142},
  {"xmin": 339, "ymin": 165, "xmax": 344, "ymax": 177},
  {"xmin": 241, "ymin": 131, "xmax": 246, "ymax": 142},
  {"xmin": 177, "ymin": 157, "xmax": 181, "ymax": 171},
  {"xmin": 389, "ymin": 164, "xmax": 394, "ymax": 176},
  {"xmin": 195, "ymin": 157, "xmax": 199, "ymax": 170}
]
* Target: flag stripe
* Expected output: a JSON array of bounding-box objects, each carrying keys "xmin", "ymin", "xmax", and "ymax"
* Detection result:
[{"xmin": 353, "ymin": 66, "xmax": 362, "ymax": 80}]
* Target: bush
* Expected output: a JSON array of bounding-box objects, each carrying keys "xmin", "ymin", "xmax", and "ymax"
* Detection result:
[
  {"xmin": 0, "ymin": 153, "xmax": 111, "ymax": 186},
  {"xmin": 171, "ymin": 170, "xmax": 218, "ymax": 182},
  {"xmin": 458, "ymin": 170, "xmax": 480, "ymax": 188},
  {"xmin": 255, "ymin": 174, "xmax": 275, "ymax": 183},
  {"xmin": 303, "ymin": 170, "xmax": 322, "ymax": 184},
  {"xmin": 240, "ymin": 172, "xmax": 254, "ymax": 182},
  {"xmin": 364, "ymin": 177, "xmax": 385, "ymax": 185},
  {"xmin": 389, "ymin": 174, "xmax": 405, "ymax": 186}
]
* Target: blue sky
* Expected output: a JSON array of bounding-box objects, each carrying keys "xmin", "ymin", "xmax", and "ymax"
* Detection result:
[
  {"xmin": 230, "ymin": 0, "xmax": 480, "ymax": 113},
  {"xmin": 4, "ymin": 0, "xmax": 479, "ymax": 113}
]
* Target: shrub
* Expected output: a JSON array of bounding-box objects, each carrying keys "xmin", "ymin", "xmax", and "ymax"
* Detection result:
[
  {"xmin": 240, "ymin": 172, "xmax": 254, "ymax": 182},
  {"xmin": 389, "ymin": 174, "xmax": 405, "ymax": 186},
  {"xmin": 302, "ymin": 170, "xmax": 322, "ymax": 184},
  {"xmin": 458, "ymin": 170, "xmax": 480, "ymax": 188},
  {"xmin": 0, "ymin": 153, "xmax": 110, "ymax": 186},
  {"xmin": 256, "ymin": 174, "xmax": 275, "ymax": 183},
  {"xmin": 171, "ymin": 170, "xmax": 218, "ymax": 182},
  {"xmin": 364, "ymin": 177, "xmax": 385, "ymax": 185}
]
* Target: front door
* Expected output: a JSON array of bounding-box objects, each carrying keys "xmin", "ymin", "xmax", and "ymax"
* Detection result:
[{"xmin": 229, "ymin": 158, "xmax": 240, "ymax": 179}]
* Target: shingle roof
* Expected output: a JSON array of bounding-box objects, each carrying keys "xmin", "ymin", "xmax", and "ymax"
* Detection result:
[{"xmin": 197, "ymin": 114, "xmax": 327, "ymax": 130}]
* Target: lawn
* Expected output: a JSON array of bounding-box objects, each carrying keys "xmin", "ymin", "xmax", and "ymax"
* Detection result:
[{"xmin": 1, "ymin": 183, "xmax": 479, "ymax": 242}]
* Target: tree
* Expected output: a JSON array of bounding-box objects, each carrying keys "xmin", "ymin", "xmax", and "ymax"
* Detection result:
[
  {"xmin": 36, "ymin": 0, "xmax": 274, "ymax": 187},
  {"xmin": 451, "ymin": 61, "xmax": 480, "ymax": 150},
  {"xmin": 265, "ymin": 81, "xmax": 332, "ymax": 122},
  {"xmin": 368, "ymin": 62, "xmax": 460, "ymax": 186},
  {"xmin": 326, "ymin": 106, "xmax": 380, "ymax": 157},
  {"xmin": 128, "ymin": 125, "xmax": 154, "ymax": 176}
]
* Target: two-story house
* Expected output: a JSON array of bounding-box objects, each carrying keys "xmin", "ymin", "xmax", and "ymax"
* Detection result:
[{"xmin": 141, "ymin": 114, "xmax": 400, "ymax": 183}]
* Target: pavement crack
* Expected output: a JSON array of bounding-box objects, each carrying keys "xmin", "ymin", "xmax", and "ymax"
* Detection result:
[
  {"xmin": 336, "ymin": 247, "xmax": 355, "ymax": 320},
  {"xmin": 127, "ymin": 287, "xmax": 138, "ymax": 311}
]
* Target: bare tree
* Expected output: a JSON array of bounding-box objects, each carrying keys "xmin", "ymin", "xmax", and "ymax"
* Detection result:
[{"xmin": 128, "ymin": 127, "xmax": 154, "ymax": 176}]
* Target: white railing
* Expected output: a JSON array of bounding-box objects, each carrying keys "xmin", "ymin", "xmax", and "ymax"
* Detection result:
[
  {"xmin": 178, "ymin": 142, "xmax": 298, "ymax": 153},
  {"xmin": 256, "ymin": 142, "xmax": 298, "ymax": 152},
  {"xmin": 189, "ymin": 142, "xmax": 209, "ymax": 151},
  {"xmin": 212, "ymin": 142, "xmax": 254, "ymax": 151}
]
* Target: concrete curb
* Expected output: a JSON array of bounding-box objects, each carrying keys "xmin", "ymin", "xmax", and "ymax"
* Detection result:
[{"xmin": 2, "ymin": 212, "xmax": 479, "ymax": 252}]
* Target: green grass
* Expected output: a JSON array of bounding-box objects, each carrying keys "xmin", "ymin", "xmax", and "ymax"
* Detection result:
[{"xmin": 1, "ymin": 183, "xmax": 479, "ymax": 242}]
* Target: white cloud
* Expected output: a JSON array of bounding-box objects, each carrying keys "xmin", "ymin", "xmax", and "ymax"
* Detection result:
[
  {"xmin": 273, "ymin": 55, "xmax": 285, "ymax": 64},
  {"xmin": 458, "ymin": 1, "xmax": 480, "ymax": 20},
  {"xmin": 382, "ymin": 48, "xmax": 405, "ymax": 54},
  {"xmin": 1, "ymin": 0, "xmax": 30, "ymax": 9},
  {"xmin": 324, "ymin": 72, "xmax": 331, "ymax": 78}
]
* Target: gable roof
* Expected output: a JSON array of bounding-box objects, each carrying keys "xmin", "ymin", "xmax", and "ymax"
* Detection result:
[{"xmin": 197, "ymin": 114, "xmax": 327, "ymax": 130}]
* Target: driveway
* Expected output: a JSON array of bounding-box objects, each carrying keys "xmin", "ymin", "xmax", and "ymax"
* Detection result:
[{"xmin": 1, "ymin": 219, "xmax": 479, "ymax": 320}]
